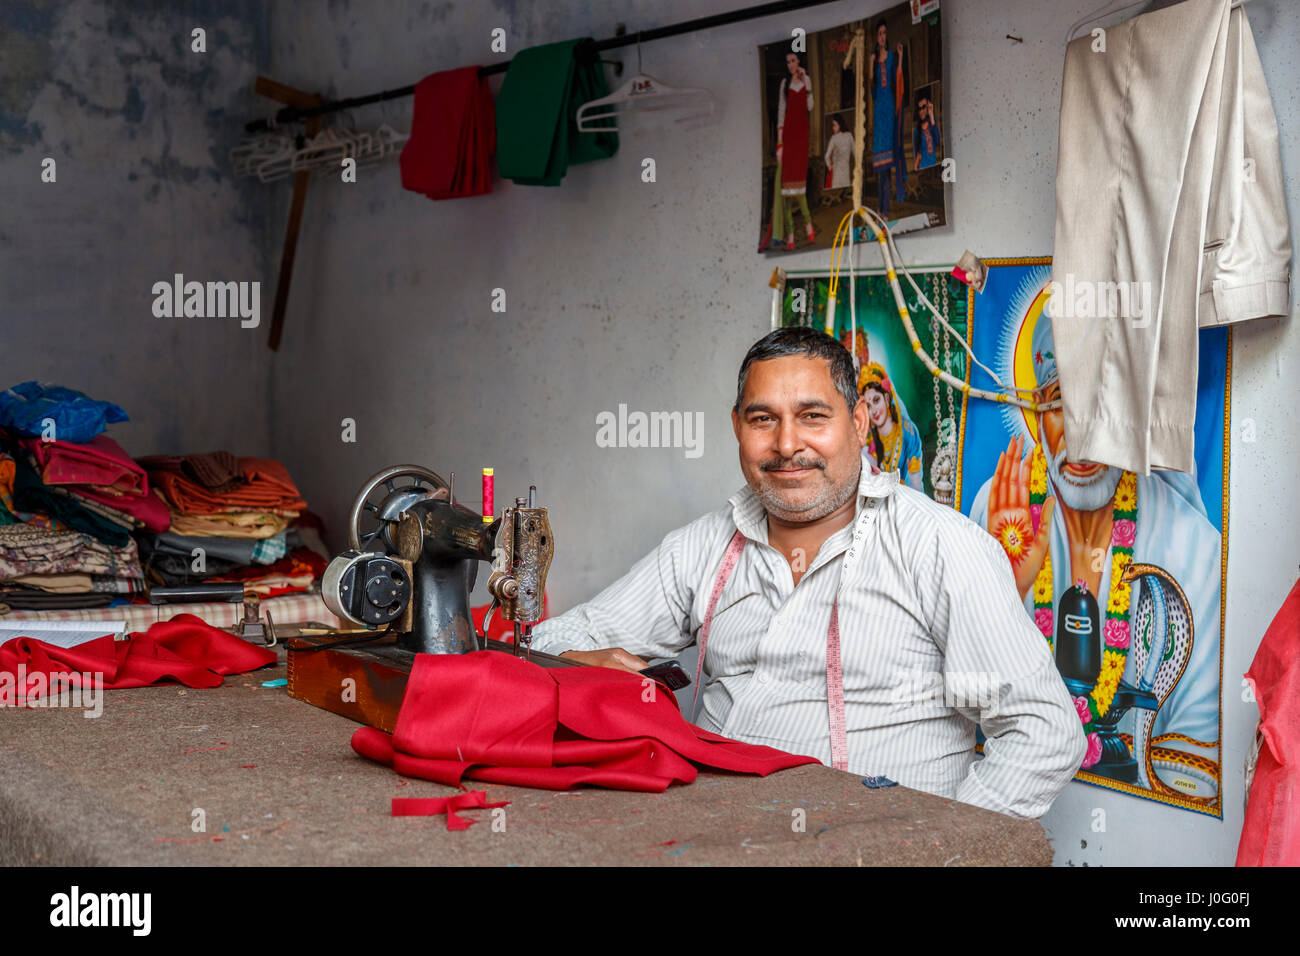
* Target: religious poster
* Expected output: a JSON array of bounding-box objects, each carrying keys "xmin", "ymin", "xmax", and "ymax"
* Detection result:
[
  {"xmin": 779, "ymin": 268, "xmax": 968, "ymax": 502},
  {"xmin": 956, "ymin": 258, "xmax": 1227, "ymax": 817},
  {"xmin": 757, "ymin": 0, "xmax": 947, "ymax": 255}
]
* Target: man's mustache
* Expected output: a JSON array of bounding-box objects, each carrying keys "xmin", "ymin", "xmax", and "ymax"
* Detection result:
[{"xmin": 760, "ymin": 457, "xmax": 826, "ymax": 472}]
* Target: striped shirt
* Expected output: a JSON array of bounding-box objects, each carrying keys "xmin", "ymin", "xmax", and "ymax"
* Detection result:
[{"xmin": 531, "ymin": 454, "xmax": 1087, "ymax": 819}]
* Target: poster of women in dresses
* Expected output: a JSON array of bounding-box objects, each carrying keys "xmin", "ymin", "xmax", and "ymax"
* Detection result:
[{"xmin": 757, "ymin": 1, "xmax": 948, "ymax": 255}]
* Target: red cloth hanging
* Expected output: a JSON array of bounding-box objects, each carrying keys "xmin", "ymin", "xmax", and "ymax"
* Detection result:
[
  {"xmin": 401, "ymin": 66, "xmax": 495, "ymax": 201},
  {"xmin": 0, "ymin": 613, "xmax": 275, "ymax": 700},
  {"xmin": 351, "ymin": 650, "xmax": 818, "ymax": 792},
  {"xmin": 1236, "ymin": 577, "xmax": 1300, "ymax": 866}
]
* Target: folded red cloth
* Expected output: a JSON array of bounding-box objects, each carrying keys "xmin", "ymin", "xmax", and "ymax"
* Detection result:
[
  {"xmin": 392, "ymin": 792, "xmax": 510, "ymax": 831},
  {"xmin": 22, "ymin": 434, "xmax": 147, "ymax": 495},
  {"xmin": 1237, "ymin": 576, "xmax": 1300, "ymax": 866},
  {"xmin": 143, "ymin": 456, "xmax": 307, "ymax": 515},
  {"xmin": 0, "ymin": 613, "xmax": 275, "ymax": 697},
  {"xmin": 400, "ymin": 65, "xmax": 495, "ymax": 200},
  {"xmin": 351, "ymin": 650, "xmax": 818, "ymax": 792}
]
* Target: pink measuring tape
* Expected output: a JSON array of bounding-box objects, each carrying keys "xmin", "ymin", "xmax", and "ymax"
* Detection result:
[{"xmin": 692, "ymin": 508, "xmax": 875, "ymax": 773}]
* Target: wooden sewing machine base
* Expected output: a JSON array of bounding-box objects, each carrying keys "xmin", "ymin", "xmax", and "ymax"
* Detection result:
[{"xmin": 284, "ymin": 627, "xmax": 576, "ymax": 732}]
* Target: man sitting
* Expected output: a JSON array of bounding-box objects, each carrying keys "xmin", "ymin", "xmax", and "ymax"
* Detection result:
[{"xmin": 532, "ymin": 327, "xmax": 1085, "ymax": 818}]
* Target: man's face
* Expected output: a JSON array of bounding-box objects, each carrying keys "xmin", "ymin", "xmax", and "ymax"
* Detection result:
[{"xmin": 732, "ymin": 355, "xmax": 869, "ymax": 522}]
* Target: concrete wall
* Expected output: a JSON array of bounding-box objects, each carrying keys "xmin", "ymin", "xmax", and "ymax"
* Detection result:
[{"xmin": 0, "ymin": 0, "xmax": 273, "ymax": 458}]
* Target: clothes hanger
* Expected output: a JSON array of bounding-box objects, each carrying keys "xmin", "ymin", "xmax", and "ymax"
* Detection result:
[
  {"xmin": 254, "ymin": 133, "xmax": 299, "ymax": 182},
  {"xmin": 575, "ymin": 33, "xmax": 716, "ymax": 132},
  {"xmin": 1066, "ymin": 0, "xmax": 1249, "ymax": 43}
]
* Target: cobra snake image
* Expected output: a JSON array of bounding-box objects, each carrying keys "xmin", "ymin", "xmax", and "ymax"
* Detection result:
[{"xmin": 1124, "ymin": 562, "xmax": 1218, "ymax": 803}]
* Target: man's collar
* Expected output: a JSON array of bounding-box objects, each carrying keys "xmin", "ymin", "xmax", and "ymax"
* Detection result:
[{"xmin": 728, "ymin": 453, "xmax": 900, "ymax": 541}]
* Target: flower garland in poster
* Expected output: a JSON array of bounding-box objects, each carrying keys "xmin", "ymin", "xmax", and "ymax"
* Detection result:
[{"xmin": 1028, "ymin": 443, "xmax": 1138, "ymax": 769}]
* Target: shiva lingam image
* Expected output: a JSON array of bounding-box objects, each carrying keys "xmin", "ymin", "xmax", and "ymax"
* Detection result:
[{"xmin": 1055, "ymin": 577, "xmax": 1157, "ymax": 784}]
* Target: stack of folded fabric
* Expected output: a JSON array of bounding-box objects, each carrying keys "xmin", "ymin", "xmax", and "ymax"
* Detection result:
[
  {"xmin": 137, "ymin": 452, "xmax": 326, "ymax": 597},
  {"xmin": 0, "ymin": 382, "xmax": 149, "ymax": 608}
]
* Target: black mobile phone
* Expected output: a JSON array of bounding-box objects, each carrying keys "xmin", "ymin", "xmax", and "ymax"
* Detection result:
[{"xmin": 639, "ymin": 660, "xmax": 691, "ymax": 691}]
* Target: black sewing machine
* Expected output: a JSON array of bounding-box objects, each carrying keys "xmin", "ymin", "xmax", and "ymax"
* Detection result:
[
  {"xmin": 319, "ymin": 464, "xmax": 552, "ymax": 656},
  {"xmin": 285, "ymin": 464, "xmax": 567, "ymax": 730}
]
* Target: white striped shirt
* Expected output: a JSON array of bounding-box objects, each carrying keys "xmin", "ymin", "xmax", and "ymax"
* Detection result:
[{"xmin": 532, "ymin": 454, "xmax": 1087, "ymax": 818}]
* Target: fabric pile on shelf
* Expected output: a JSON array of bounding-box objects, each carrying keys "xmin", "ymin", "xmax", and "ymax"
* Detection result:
[
  {"xmin": 137, "ymin": 451, "xmax": 326, "ymax": 598},
  {"xmin": 0, "ymin": 382, "xmax": 149, "ymax": 609}
]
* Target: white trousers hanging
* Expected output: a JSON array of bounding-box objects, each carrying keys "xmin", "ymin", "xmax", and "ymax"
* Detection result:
[{"xmin": 1050, "ymin": 0, "xmax": 1290, "ymax": 475}]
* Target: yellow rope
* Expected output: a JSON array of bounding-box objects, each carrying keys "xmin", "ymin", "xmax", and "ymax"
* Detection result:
[{"xmin": 827, "ymin": 206, "xmax": 1057, "ymax": 413}]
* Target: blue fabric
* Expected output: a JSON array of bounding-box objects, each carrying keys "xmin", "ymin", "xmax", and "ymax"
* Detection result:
[
  {"xmin": 870, "ymin": 51, "xmax": 898, "ymax": 159},
  {"xmin": 913, "ymin": 121, "xmax": 940, "ymax": 169},
  {"xmin": 862, "ymin": 775, "xmax": 898, "ymax": 789},
  {"xmin": 0, "ymin": 381, "xmax": 127, "ymax": 443}
]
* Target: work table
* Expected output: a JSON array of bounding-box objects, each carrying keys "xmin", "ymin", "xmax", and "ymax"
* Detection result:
[{"xmin": 0, "ymin": 654, "xmax": 1053, "ymax": 866}]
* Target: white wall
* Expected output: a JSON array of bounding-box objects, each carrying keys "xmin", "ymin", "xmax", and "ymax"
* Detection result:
[{"xmin": 263, "ymin": 0, "xmax": 1300, "ymax": 865}]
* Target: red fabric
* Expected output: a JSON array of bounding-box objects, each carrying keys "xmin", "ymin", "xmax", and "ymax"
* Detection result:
[
  {"xmin": 143, "ymin": 456, "xmax": 306, "ymax": 515},
  {"xmin": 1237, "ymin": 576, "xmax": 1300, "ymax": 866},
  {"xmin": 208, "ymin": 547, "xmax": 327, "ymax": 585},
  {"xmin": 780, "ymin": 85, "xmax": 810, "ymax": 188},
  {"xmin": 392, "ymin": 791, "xmax": 509, "ymax": 831},
  {"xmin": 76, "ymin": 486, "xmax": 171, "ymax": 532},
  {"xmin": 0, "ymin": 613, "xmax": 275, "ymax": 699},
  {"xmin": 22, "ymin": 434, "xmax": 146, "ymax": 494},
  {"xmin": 352, "ymin": 651, "xmax": 818, "ymax": 792},
  {"xmin": 401, "ymin": 66, "xmax": 495, "ymax": 201},
  {"xmin": 20, "ymin": 434, "xmax": 169, "ymax": 530}
]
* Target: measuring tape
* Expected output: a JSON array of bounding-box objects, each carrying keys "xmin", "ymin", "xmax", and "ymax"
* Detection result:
[{"xmin": 693, "ymin": 497, "xmax": 882, "ymax": 772}]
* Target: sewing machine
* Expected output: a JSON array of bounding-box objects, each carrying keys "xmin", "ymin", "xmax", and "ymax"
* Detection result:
[{"xmin": 285, "ymin": 464, "xmax": 571, "ymax": 729}]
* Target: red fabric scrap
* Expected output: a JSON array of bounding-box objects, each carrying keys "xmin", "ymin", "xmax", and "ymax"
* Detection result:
[
  {"xmin": 392, "ymin": 791, "xmax": 510, "ymax": 831},
  {"xmin": 0, "ymin": 613, "xmax": 275, "ymax": 699},
  {"xmin": 351, "ymin": 650, "xmax": 818, "ymax": 792}
]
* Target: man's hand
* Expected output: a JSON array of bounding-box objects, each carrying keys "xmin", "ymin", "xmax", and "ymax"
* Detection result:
[{"xmin": 559, "ymin": 647, "xmax": 650, "ymax": 675}]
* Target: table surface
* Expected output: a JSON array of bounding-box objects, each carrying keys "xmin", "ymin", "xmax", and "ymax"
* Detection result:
[{"xmin": 0, "ymin": 652, "xmax": 1052, "ymax": 866}]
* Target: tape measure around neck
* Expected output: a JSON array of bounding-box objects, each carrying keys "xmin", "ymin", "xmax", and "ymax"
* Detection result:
[{"xmin": 693, "ymin": 503, "xmax": 879, "ymax": 772}]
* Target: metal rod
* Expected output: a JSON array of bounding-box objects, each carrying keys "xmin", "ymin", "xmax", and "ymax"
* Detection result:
[{"xmin": 245, "ymin": 0, "xmax": 838, "ymax": 132}]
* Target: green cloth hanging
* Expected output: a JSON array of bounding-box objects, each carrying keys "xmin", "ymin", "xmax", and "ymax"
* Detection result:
[{"xmin": 495, "ymin": 38, "xmax": 618, "ymax": 186}]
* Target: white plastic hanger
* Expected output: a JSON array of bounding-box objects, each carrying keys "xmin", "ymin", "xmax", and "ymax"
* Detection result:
[
  {"xmin": 230, "ymin": 133, "xmax": 293, "ymax": 179},
  {"xmin": 1067, "ymin": 0, "xmax": 1248, "ymax": 43},
  {"xmin": 576, "ymin": 34, "xmax": 716, "ymax": 132}
]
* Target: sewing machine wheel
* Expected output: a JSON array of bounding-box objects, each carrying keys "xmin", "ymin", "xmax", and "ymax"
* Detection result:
[{"xmin": 346, "ymin": 464, "xmax": 450, "ymax": 553}]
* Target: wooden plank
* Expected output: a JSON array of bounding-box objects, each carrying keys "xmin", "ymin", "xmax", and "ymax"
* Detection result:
[{"xmin": 252, "ymin": 76, "xmax": 323, "ymax": 351}]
